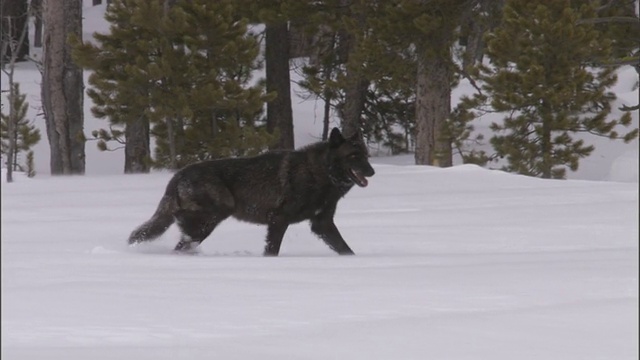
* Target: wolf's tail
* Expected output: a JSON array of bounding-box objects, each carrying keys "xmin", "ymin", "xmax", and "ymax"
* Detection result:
[{"xmin": 128, "ymin": 194, "xmax": 176, "ymax": 245}]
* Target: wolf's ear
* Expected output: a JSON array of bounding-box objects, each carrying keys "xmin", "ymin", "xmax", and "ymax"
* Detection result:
[{"xmin": 329, "ymin": 127, "xmax": 344, "ymax": 147}]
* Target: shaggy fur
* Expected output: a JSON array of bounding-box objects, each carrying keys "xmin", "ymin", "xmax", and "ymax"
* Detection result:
[{"xmin": 128, "ymin": 128, "xmax": 375, "ymax": 256}]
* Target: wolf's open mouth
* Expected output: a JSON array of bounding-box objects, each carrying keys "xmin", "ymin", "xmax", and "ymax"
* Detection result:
[{"xmin": 350, "ymin": 169, "xmax": 369, "ymax": 187}]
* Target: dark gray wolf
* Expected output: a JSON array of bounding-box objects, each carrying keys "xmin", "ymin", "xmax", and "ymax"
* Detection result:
[{"xmin": 128, "ymin": 128, "xmax": 375, "ymax": 256}]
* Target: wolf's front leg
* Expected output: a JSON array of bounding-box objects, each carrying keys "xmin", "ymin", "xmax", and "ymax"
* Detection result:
[
  {"xmin": 264, "ymin": 220, "xmax": 289, "ymax": 256},
  {"xmin": 310, "ymin": 218, "xmax": 355, "ymax": 255}
]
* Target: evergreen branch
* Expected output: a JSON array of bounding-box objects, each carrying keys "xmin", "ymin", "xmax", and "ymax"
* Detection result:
[
  {"xmin": 590, "ymin": 56, "xmax": 640, "ymax": 67},
  {"xmin": 577, "ymin": 17, "xmax": 640, "ymax": 25},
  {"xmin": 572, "ymin": 128, "xmax": 631, "ymax": 139},
  {"xmin": 619, "ymin": 103, "xmax": 639, "ymax": 111},
  {"xmin": 458, "ymin": 67, "xmax": 483, "ymax": 97}
]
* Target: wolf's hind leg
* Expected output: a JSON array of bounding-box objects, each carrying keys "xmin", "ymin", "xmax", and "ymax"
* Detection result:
[
  {"xmin": 174, "ymin": 210, "xmax": 229, "ymax": 252},
  {"xmin": 173, "ymin": 180, "xmax": 234, "ymax": 252}
]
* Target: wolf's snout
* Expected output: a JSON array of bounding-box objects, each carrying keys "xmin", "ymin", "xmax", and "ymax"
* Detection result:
[{"xmin": 366, "ymin": 166, "xmax": 375, "ymax": 177}]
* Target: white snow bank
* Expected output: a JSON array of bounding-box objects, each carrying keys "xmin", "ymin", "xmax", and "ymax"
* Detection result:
[
  {"xmin": 606, "ymin": 149, "xmax": 639, "ymax": 182},
  {"xmin": 2, "ymin": 164, "xmax": 638, "ymax": 359}
]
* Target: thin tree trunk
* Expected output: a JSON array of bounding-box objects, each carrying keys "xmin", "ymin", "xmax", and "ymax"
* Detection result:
[
  {"xmin": 414, "ymin": 41, "xmax": 453, "ymax": 167},
  {"xmin": 6, "ymin": 75, "xmax": 16, "ymax": 183},
  {"xmin": 175, "ymin": 117, "xmax": 185, "ymax": 167},
  {"xmin": 160, "ymin": 0, "xmax": 178, "ymax": 170},
  {"xmin": 1, "ymin": 0, "xmax": 29, "ymax": 62},
  {"xmin": 322, "ymin": 87, "xmax": 331, "ymax": 141},
  {"xmin": 165, "ymin": 117, "xmax": 177, "ymax": 170},
  {"xmin": 462, "ymin": 0, "xmax": 505, "ymax": 72},
  {"xmin": 12, "ymin": 117, "xmax": 19, "ymax": 170},
  {"xmin": 42, "ymin": 0, "xmax": 85, "ymax": 175},
  {"xmin": 33, "ymin": 0, "xmax": 43, "ymax": 48},
  {"xmin": 265, "ymin": 21, "xmax": 294, "ymax": 150},
  {"xmin": 124, "ymin": 116, "xmax": 150, "ymax": 173},
  {"xmin": 541, "ymin": 107, "xmax": 552, "ymax": 179}
]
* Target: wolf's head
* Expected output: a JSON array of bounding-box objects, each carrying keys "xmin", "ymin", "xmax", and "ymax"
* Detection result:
[{"xmin": 328, "ymin": 127, "xmax": 375, "ymax": 188}]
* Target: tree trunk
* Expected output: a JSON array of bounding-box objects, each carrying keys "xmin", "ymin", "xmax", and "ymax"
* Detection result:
[
  {"xmin": 6, "ymin": 75, "xmax": 16, "ymax": 183},
  {"xmin": 339, "ymin": 0, "xmax": 368, "ymax": 138},
  {"xmin": 165, "ymin": 117, "xmax": 177, "ymax": 170},
  {"xmin": 265, "ymin": 21, "xmax": 294, "ymax": 150},
  {"xmin": 42, "ymin": 0, "xmax": 85, "ymax": 175},
  {"xmin": 541, "ymin": 107, "xmax": 552, "ymax": 179},
  {"xmin": 414, "ymin": 41, "xmax": 453, "ymax": 167},
  {"xmin": 1, "ymin": 0, "xmax": 29, "ymax": 63},
  {"xmin": 461, "ymin": 0, "xmax": 505, "ymax": 72},
  {"xmin": 462, "ymin": 18, "xmax": 485, "ymax": 72},
  {"xmin": 33, "ymin": 0, "xmax": 43, "ymax": 48},
  {"xmin": 175, "ymin": 117, "xmax": 185, "ymax": 167},
  {"xmin": 322, "ymin": 87, "xmax": 331, "ymax": 141},
  {"xmin": 341, "ymin": 77, "xmax": 368, "ymax": 137},
  {"xmin": 124, "ymin": 116, "xmax": 150, "ymax": 173}
]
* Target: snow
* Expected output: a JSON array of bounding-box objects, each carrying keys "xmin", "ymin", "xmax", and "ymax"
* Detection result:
[
  {"xmin": 2, "ymin": 163, "xmax": 638, "ymax": 359},
  {"xmin": 1, "ymin": 3, "xmax": 639, "ymax": 359}
]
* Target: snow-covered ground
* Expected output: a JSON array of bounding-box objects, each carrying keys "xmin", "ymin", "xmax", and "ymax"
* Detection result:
[{"xmin": 1, "ymin": 163, "xmax": 638, "ymax": 359}]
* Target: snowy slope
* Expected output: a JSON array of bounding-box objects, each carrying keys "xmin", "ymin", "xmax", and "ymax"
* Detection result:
[{"xmin": 2, "ymin": 164, "xmax": 638, "ymax": 359}]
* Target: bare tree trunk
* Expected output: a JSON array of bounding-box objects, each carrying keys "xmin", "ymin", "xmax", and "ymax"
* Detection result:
[
  {"xmin": 160, "ymin": 0, "xmax": 178, "ymax": 170},
  {"xmin": 42, "ymin": 0, "xmax": 85, "ymax": 175},
  {"xmin": 175, "ymin": 117, "xmax": 185, "ymax": 167},
  {"xmin": 6, "ymin": 75, "xmax": 16, "ymax": 183},
  {"xmin": 461, "ymin": 0, "xmax": 504, "ymax": 71},
  {"xmin": 265, "ymin": 21, "xmax": 294, "ymax": 150},
  {"xmin": 414, "ymin": 41, "xmax": 453, "ymax": 167},
  {"xmin": 124, "ymin": 116, "xmax": 150, "ymax": 173},
  {"xmin": 165, "ymin": 117, "xmax": 177, "ymax": 170},
  {"xmin": 1, "ymin": 0, "xmax": 29, "ymax": 63},
  {"xmin": 541, "ymin": 105, "xmax": 552, "ymax": 179},
  {"xmin": 322, "ymin": 87, "xmax": 331, "ymax": 141},
  {"xmin": 339, "ymin": 0, "xmax": 368, "ymax": 138},
  {"xmin": 32, "ymin": 0, "xmax": 43, "ymax": 48},
  {"xmin": 341, "ymin": 77, "xmax": 368, "ymax": 137}
]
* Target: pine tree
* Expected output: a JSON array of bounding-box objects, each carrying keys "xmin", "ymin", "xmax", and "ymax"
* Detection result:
[
  {"xmin": 72, "ymin": 0, "xmax": 165, "ymax": 173},
  {"xmin": 470, "ymin": 0, "xmax": 638, "ymax": 179},
  {"xmin": 73, "ymin": 0, "xmax": 275, "ymax": 172},
  {"xmin": 148, "ymin": 0, "xmax": 275, "ymax": 168},
  {"xmin": 1, "ymin": 83, "xmax": 41, "ymax": 174},
  {"xmin": 294, "ymin": 1, "xmax": 417, "ymax": 149}
]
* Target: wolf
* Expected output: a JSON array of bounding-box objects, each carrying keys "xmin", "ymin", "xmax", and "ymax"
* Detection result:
[{"xmin": 127, "ymin": 127, "xmax": 375, "ymax": 256}]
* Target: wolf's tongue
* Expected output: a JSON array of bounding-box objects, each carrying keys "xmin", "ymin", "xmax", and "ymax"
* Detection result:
[{"xmin": 352, "ymin": 170, "xmax": 368, "ymax": 187}]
